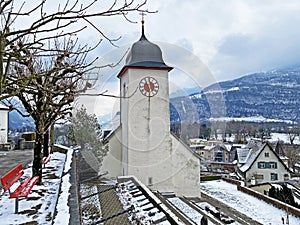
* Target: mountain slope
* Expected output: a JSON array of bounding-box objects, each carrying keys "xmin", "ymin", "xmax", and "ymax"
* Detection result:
[
  {"xmin": 9, "ymin": 110, "xmax": 34, "ymax": 130},
  {"xmin": 170, "ymin": 66, "xmax": 300, "ymax": 124}
]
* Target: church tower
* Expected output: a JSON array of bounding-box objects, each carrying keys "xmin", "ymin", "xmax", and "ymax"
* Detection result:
[
  {"xmin": 102, "ymin": 19, "xmax": 200, "ymax": 196},
  {"xmin": 117, "ymin": 19, "xmax": 174, "ymax": 189}
]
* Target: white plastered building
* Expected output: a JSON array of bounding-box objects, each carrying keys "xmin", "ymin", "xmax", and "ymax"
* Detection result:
[
  {"xmin": 101, "ymin": 21, "xmax": 200, "ymax": 197},
  {"xmin": 0, "ymin": 103, "xmax": 9, "ymax": 144}
]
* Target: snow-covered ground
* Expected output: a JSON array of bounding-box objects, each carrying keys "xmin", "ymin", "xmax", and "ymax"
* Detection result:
[
  {"xmin": 200, "ymin": 180, "xmax": 300, "ymax": 225},
  {"xmin": 167, "ymin": 197, "xmax": 218, "ymax": 225},
  {"xmin": 217, "ymin": 132, "xmax": 300, "ymax": 144},
  {"xmin": 3, "ymin": 149, "xmax": 300, "ymax": 225},
  {"xmin": 0, "ymin": 149, "xmax": 73, "ymax": 225},
  {"xmin": 168, "ymin": 197, "xmax": 202, "ymax": 224},
  {"xmin": 270, "ymin": 133, "xmax": 300, "ymax": 144},
  {"xmin": 116, "ymin": 180, "xmax": 175, "ymax": 225}
]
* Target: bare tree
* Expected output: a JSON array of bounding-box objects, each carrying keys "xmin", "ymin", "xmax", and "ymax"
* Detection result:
[
  {"xmin": 286, "ymin": 126, "xmax": 300, "ymax": 145},
  {"xmin": 7, "ymin": 37, "xmax": 94, "ymax": 181},
  {"xmin": 0, "ymin": 0, "xmax": 152, "ymax": 182},
  {"xmin": 285, "ymin": 146, "xmax": 299, "ymax": 173},
  {"xmin": 0, "ymin": 0, "xmax": 151, "ymax": 99}
]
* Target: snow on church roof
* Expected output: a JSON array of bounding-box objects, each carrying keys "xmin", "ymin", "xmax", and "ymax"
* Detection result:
[{"xmin": 0, "ymin": 102, "xmax": 9, "ymax": 110}]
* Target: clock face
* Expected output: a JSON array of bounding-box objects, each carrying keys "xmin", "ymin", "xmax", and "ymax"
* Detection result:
[{"xmin": 139, "ymin": 77, "xmax": 159, "ymax": 97}]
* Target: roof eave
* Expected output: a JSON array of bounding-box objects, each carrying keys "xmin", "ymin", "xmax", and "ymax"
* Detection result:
[{"xmin": 117, "ymin": 65, "xmax": 173, "ymax": 79}]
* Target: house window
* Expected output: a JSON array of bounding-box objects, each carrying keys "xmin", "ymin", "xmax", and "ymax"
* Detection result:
[
  {"xmin": 284, "ymin": 174, "xmax": 289, "ymax": 180},
  {"xmin": 254, "ymin": 174, "xmax": 264, "ymax": 179},
  {"xmin": 271, "ymin": 173, "xmax": 278, "ymax": 181},
  {"xmin": 258, "ymin": 162, "xmax": 265, "ymax": 168},
  {"xmin": 215, "ymin": 151, "xmax": 223, "ymax": 162},
  {"xmin": 265, "ymin": 152, "xmax": 269, "ymax": 157},
  {"xmin": 259, "ymin": 161, "xmax": 277, "ymax": 169},
  {"xmin": 270, "ymin": 162, "xmax": 277, "ymax": 169}
]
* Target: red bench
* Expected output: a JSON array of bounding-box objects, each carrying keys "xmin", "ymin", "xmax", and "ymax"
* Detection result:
[
  {"xmin": 42, "ymin": 155, "xmax": 51, "ymax": 168},
  {"xmin": 1, "ymin": 164, "xmax": 39, "ymax": 213}
]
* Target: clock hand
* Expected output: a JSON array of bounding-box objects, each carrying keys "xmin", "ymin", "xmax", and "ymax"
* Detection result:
[{"xmin": 146, "ymin": 81, "xmax": 152, "ymax": 92}]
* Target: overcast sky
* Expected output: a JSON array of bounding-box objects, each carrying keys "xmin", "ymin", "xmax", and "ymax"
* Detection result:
[
  {"xmin": 75, "ymin": 0, "xmax": 300, "ymax": 117},
  {"xmin": 14, "ymin": 0, "xmax": 299, "ymax": 117},
  {"xmin": 90, "ymin": 0, "xmax": 300, "ymax": 80},
  {"xmin": 151, "ymin": 0, "xmax": 300, "ymax": 79}
]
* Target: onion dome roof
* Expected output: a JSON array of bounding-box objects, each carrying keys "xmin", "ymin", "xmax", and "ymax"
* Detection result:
[{"xmin": 125, "ymin": 20, "xmax": 170, "ymax": 69}]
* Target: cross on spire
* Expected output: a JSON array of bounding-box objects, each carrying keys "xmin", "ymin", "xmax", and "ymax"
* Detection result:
[
  {"xmin": 140, "ymin": 12, "xmax": 146, "ymax": 23},
  {"xmin": 139, "ymin": 12, "xmax": 147, "ymax": 39}
]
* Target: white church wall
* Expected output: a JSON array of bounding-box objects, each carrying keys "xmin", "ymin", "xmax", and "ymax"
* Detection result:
[
  {"xmin": 101, "ymin": 128, "xmax": 122, "ymax": 178},
  {"xmin": 120, "ymin": 72, "xmax": 129, "ymax": 175},
  {"xmin": 170, "ymin": 135, "xmax": 200, "ymax": 197},
  {"xmin": 121, "ymin": 68, "xmax": 174, "ymax": 186}
]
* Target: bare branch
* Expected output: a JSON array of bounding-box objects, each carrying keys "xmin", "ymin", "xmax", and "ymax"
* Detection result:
[
  {"xmin": 83, "ymin": 18, "xmax": 121, "ymax": 47},
  {"xmin": 81, "ymin": 87, "xmax": 138, "ymax": 99}
]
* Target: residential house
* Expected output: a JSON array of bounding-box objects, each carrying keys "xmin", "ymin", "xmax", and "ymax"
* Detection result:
[
  {"xmin": 190, "ymin": 140, "xmax": 238, "ymax": 172},
  {"xmin": 0, "ymin": 103, "xmax": 9, "ymax": 145},
  {"xmin": 208, "ymin": 144, "xmax": 230, "ymax": 162},
  {"xmin": 237, "ymin": 141, "xmax": 291, "ymax": 186},
  {"xmin": 190, "ymin": 139, "xmax": 230, "ymax": 162}
]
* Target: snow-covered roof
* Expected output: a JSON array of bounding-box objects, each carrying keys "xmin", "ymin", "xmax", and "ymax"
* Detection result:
[
  {"xmin": 0, "ymin": 102, "xmax": 9, "ymax": 110},
  {"xmin": 204, "ymin": 145, "xmax": 214, "ymax": 150},
  {"xmin": 189, "ymin": 144, "xmax": 205, "ymax": 148},
  {"xmin": 102, "ymin": 111, "xmax": 121, "ymax": 141},
  {"xmin": 224, "ymin": 144, "xmax": 232, "ymax": 151},
  {"xmin": 237, "ymin": 148, "xmax": 251, "ymax": 164},
  {"xmin": 239, "ymin": 147, "xmax": 262, "ymax": 172}
]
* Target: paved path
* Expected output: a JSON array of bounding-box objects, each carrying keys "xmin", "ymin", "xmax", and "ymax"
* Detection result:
[{"xmin": 0, "ymin": 150, "xmax": 33, "ymax": 179}]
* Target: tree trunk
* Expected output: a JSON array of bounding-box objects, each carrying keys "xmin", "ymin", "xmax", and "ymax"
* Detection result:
[
  {"xmin": 33, "ymin": 132, "xmax": 43, "ymax": 183},
  {"xmin": 50, "ymin": 125, "xmax": 54, "ymax": 153},
  {"xmin": 43, "ymin": 129, "xmax": 49, "ymax": 157}
]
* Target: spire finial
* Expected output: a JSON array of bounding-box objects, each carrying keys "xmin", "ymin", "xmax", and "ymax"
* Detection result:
[{"xmin": 139, "ymin": 12, "xmax": 146, "ymax": 39}]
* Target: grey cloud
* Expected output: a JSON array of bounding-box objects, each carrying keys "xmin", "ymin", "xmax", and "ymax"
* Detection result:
[{"xmin": 210, "ymin": 27, "xmax": 300, "ymax": 80}]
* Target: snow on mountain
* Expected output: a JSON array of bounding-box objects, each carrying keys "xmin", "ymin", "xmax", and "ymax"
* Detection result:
[
  {"xmin": 209, "ymin": 116, "xmax": 295, "ymax": 124},
  {"xmin": 170, "ymin": 66, "xmax": 300, "ymax": 124}
]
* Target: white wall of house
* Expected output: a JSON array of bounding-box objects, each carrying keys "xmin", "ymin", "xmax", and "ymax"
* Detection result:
[
  {"xmin": 246, "ymin": 145, "xmax": 290, "ymax": 185},
  {"xmin": 0, "ymin": 106, "xmax": 9, "ymax": 144}
]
